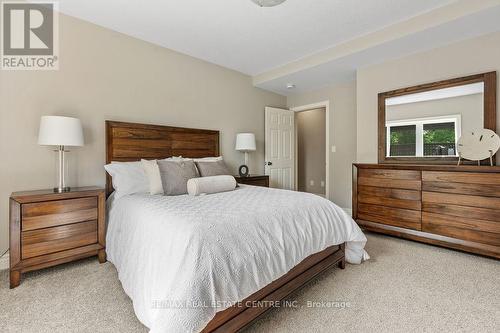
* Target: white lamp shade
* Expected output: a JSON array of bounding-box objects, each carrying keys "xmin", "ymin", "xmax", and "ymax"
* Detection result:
[
  {"xmin": 235, "ymin": 133, "xmax": 256, "ymax": 151},
  {"xmin": 38, "ymin": 116, "xmax": 84, "ymax": 146}
]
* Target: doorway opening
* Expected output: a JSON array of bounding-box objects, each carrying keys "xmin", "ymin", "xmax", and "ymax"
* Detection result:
[
  {"xmin": 264, "ymin": 102, "xmax": 330, "ymax": 197},
  {"xmin": 295, "ymin": 107, "xmax": 327, "ymax": 197}
]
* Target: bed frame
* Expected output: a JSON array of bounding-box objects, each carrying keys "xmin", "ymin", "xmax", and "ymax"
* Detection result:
[{"xmin": 105, "ymin": 120, "xmax": 346, "ymax": 332}]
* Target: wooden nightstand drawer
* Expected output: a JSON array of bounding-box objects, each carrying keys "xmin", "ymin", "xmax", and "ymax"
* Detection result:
[
  {"xmin": 21, "ymin": 220, "xmax": 98, "ymax": 259},
  {"xmin": 234, "ymin": 175, "xmax": 269, "ymax": 187},
  {"xmin": 244, "ymin": 178, "xmax": 268, "ymax": 187},
  {"xmin": 22, "ymin": 197, "xmax": 98, "ymax": 231}
]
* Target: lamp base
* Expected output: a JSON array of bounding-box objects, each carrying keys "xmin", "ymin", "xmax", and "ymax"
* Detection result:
[{"xmin": 54, "ymin": 187, "xmax": 71, "ymax": 193}]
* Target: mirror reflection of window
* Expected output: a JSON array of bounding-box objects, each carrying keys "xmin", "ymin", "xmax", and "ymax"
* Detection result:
[
  {"xmin": 385, "ymin": 82, "xmax": 483, "ymax": 158},
  {"xmin": 386, "ymin": 116, "xmax": 460, "ymax": 157},
  {"xmin": 423, "ymin": 122, "xmax": 456, "ymax": 156},
  {"xmin": 390, "ymin": 125, "xmax": 416, "ymax": 156}
]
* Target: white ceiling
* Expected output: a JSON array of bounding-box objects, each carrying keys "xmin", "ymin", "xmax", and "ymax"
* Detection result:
[
  {"xmin": 58, "ymin": 0, "xmax": 456, "ymax": 75},
  {"xmin": 257, "ymin": 3, "xmax": 500, "ymax": 94},
  {"xmin": 57, "ymin": 0, "xmax": 500, "ymax": 95}
]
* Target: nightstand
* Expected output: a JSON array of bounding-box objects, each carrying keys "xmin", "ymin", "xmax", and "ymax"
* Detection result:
[
  {"xmin": 9, "ymin": 187, "xmax": 106, "ymax": 288},
  {"xmin": 234, "ymin": 175, "xmax": 269, "ymax": 187}
]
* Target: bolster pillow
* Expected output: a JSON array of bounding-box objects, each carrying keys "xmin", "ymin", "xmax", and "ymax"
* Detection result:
[{"xmin": 187, "ymin": 175, "xmax": 237, "ymax": 196}]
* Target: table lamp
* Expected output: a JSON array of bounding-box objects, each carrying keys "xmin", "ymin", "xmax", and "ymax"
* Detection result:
[
  {"xmin": 38, "ymin": 116, "xmax": 84, "ymax": 193},
  {"xmin": 235, "ymin": 133, "xmax": 256, "ymax": 177}
]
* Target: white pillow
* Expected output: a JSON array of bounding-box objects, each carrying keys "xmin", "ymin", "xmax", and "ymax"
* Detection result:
[
  {"xmin": 104, "ymin": 161, "xmax": 149, "ymax": 199},
  {"xmin": 141, "ymin": 159, "xmax": 164, "ymax": 195},
  {"xmin": 187, "ymin": 175, "xmax": 236, "ymax": 196}
]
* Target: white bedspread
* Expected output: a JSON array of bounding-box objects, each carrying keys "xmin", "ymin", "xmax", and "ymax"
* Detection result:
[{"xmin": 106, "ymin": 185, "xmax": 368, "ymax": 333}]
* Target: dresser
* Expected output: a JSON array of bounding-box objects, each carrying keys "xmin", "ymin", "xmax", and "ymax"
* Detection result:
[
  {"xmin": 234, "ymin": 175, "xmax": 269, "ymax": 187},
  {"xmin": 353, "ymin": 164, "xmax": 500, "ymax": 259},
  {"xmin": 9, "ymin": 187, "xmax": 106, "ymax": 288}
]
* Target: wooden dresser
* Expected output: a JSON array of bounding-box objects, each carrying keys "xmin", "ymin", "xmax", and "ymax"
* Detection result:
[
  {"xmin": 9, "ymin": 187, "xmax": 106, "ymax": 288},
  {"xmin": 353, "ymin": 164, "xmax": 500, "ymax": 259}
]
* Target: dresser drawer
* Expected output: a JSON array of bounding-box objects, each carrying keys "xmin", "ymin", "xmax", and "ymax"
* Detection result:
[
  {"xmin": 359, "ymin": 168, "xmax": 421, "ymax": 180},
  {"xmin": 422, "ymin": 212, "xmax": 500, "ymax": 246},
  {"xmin": 422, "ymin": 192, "xmax": 500, "ymax": 210},
  {"xmin": 422, "ymin": 171, "xmax": 500, "ymax": 185},
  {"xmin": 422, "ymin": 171, "xmax": 500, "ymax": 197},
  {"xmin": 358, "ymin": 186, "xmax": 421, "ymax": 210},
  {"xmin": 21, "ymin": 220, "xmax": 98, "ymax": 259},
  {"xmin": 422, "ymin": 191, "xmax": 500, "ymax": 222},
  {"xmin": 22, "ymin": 197, "xmax": 98, "ymax": 231},
  {"xmin": 358, "ymin": 169, "xmax": 421, "ymax": 190},
  {"xmin": 358, "ymin": 203, "xmax": 421, "ymax": 230}
]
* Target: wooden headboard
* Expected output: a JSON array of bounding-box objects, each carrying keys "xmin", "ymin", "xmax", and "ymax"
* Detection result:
[{"xmin": 105, "ymin": 120, "xmax": 220, "ymax": 197}]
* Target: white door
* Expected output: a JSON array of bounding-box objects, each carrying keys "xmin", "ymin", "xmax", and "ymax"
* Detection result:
[{"xmin": 265, "ymin": 107, "xmax": 295, "ymax": 190}]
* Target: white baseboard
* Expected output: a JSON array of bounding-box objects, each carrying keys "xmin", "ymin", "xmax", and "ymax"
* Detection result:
[
  {"xmin": 342, "ymin": 208, "xmax": 353, "ymax": 217},
  {"xmin": 0, "ymin": 251, "xmax": 9, "ymax": 270}
]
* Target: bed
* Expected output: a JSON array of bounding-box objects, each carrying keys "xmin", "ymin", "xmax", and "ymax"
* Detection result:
[{"xmin": 105, "ymin": 121, "xmax": 368, "ymax": 332}]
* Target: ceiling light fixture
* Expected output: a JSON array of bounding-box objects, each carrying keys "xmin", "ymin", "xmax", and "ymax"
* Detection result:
[
  {"xmin": 286, "ymin": 83, "xmax": 295, "ymax": 89},
  {"xmin": 251, "ymin": 0, "xmax": 287, "ymax": 7}
]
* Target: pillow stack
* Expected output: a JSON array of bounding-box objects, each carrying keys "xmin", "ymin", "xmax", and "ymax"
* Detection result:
[{"xmin": 105, "ymin": 156, "xmax": 237, "ymax": 198}]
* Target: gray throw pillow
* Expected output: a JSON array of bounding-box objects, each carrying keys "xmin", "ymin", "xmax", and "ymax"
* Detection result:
[
  {"xmin": 157, "ymin": 160, "xmax": 199, "ymax": 195},
  {"xmin": 195, "ymin": 160, "xmax": 231, "ymax": 177}
]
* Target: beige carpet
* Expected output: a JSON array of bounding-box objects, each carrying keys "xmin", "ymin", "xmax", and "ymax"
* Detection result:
[{"xmin": 1, "ymin": 233, "xmax": 499, "ymax": 333}]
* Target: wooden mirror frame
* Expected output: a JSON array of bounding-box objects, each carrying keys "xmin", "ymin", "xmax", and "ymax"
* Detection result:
[{"xmin": 378, "ymin": 71, "xmax": 497, "ymax": 165}]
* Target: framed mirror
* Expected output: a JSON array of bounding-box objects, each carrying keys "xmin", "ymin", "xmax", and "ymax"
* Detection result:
[{"xmin": 378, "ymin": 71, "xmax": 497, "ymax": 165}]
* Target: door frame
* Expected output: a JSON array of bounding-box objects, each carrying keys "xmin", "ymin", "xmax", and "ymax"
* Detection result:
[{"xmin": 290, "ymin": 101, "xmax": 330, "ymax": 199}]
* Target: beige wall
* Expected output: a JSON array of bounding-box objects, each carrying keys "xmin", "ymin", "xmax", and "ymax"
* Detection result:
[
  {"xmin": 0, "ymin": 14, "xmax": 285, "ymax": 253},
  {"xmin": 288, "ymin": 81, "xmax": 357, "ymax": 209},
  {"xmin": 357, "ymin": 31, "xmax": 500, "ymax": 163},
  {"xmin": 296, "ymin": 108, "xmax": 326, "ymax": 195},
  {"xmin": 387, "ymin": 93, "xmax": 483, "ymax": 134}
]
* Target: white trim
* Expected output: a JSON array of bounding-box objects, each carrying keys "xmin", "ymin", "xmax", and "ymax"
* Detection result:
[
  {"xmin": 386, "ymin": 114, "xmax": 462, "ymax": 127},
  {"xmin": 342, "ymin": 208, "xmax": 353, "ymax": 217},
  {"xmin": 290, "ymin": 101, "xmax": 330, "ymax": 200},
  {"xmin": 0, "ymin": 251, "xmax": 9, "ymax": 270},
  {"xmin": 386, "ymin": 114, "xmax": 461, "ymax": 158}
]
